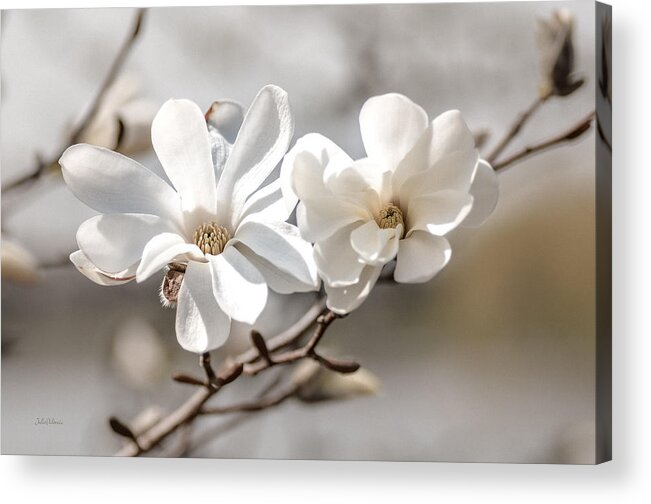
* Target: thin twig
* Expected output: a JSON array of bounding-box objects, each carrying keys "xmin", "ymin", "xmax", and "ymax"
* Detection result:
[
  {"xmin": 493, "ymin": 110, "xmax": 595, "ymax": 171},
  {"xmin": 486, "ymin": 94, "xmax": 548, "ymax": 164},
  {"xmin": 1, "ymin": 8, "xmax": 146, "ymax": 196}
]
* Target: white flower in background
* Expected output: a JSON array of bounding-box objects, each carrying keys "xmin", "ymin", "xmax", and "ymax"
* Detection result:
[
  {"xmin": 536, "ymin": 9, "xmax": 584, "ymax": 98},
  {"xmin": 292, "ymin": 360, "xmax": 380, "ymax": 403},
  {"xmin": 78, "ymin": 75, "xmax": 159, "ymax": 155},
  {"xmin": 61, "ymin": 85, "xmax": 320, "ymax": 353},
  {"xmin": 1, "ymin": 235, "xmax": 41, "ymax": 284},
  {"xmin": 282, "ymin": 93, "xmax": 498, "ymax": 314}
]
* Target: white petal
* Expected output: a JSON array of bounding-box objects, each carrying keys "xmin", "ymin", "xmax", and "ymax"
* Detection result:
[
  {"xmin": 393, "ymin": 110, "xmax": 476, "ymax": 191},
  {"xmin": 77, "ymin": 213, "xmax": 176, "ymax": 273},
  {"xmin": 239, "ymin": 179, "xmax": 294, "ymax": 225},
  {"xmin": 176, "ymin": 261, "xmax": 231, "ymax": 353},
  {"xmin": 69, "ymin": 250, "xmax": 136, "ymax": 286},
  {"xmin": 297, "ymin": 198, "xmax": 369, "ymax": 242},
  {"xmin": 205, "ymin": 100, "xmax": 244, "ymax": 144},
  {"xmin": 463, "ymin": 159, "xmax": 499, "ymax": 228},
  {"xmin": 151, "ymin": 99, "xmax": 216, "ymax": 217},
  {"xmin": 324, "ymin": 264, "xmax": 383, "ymax": 315},
  {"xmin": 218, "ymin": 85, "xmax": 294, "ymax": 228},
  {"xmin": 208, "ymin": 124, "xmax": 232, "ymax": 183},
  {"xmin": 397, "ymin": 149, "xmax": 478, "ymax": 206},
  {"xmin": 359, "ymin": 93, "xmax": 428, "ymax": 171},
  {"xmin": 235, "ymin": 243, "xmax": 316, "ymax": 294},
  {"xmin": 325, "ymin": 159, "xmax": 392, "ymax": 209},
  {"xmin": 60, "ymin": 144, "xmax": 181, "ymax": 223},
  {"xmin": 208, "ymin": 246, "xmax": 268, "ymax": 324},
  {"xmin": 394, "ymin": 231, "xmax": 451, "ymax": 283},
  {"xmin": 314, "ymin": 223, "xmax": 365, "ymax": 287},
  {"xmin": 136, "ymin": 232, "xmax": 204, "ymax": 282},
  {"xmin": 407, "ymin": 190, "xmax": 474, "ymax": 236},
  {"xmin": 350, "ymin": 219, "xmax": 400, "ymax": 266},
  {"xmin": 234, "ymin": 220, "xmax": 319, "ymax": 290},
  {"xmin": 281, "ymin": 133, "xmax": 350, "ymax": 213}
]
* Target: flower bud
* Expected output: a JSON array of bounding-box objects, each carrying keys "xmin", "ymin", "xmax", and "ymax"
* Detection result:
[
  {"xmin": 536, "ymin": 9, "xmax": 584, "ymax": 98},
  {"xmin": 159, "ymin": 263, "xmax": 186, "ymax": 307}
]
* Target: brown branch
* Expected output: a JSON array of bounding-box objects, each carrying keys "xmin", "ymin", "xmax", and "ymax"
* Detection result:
[
  {"xmin": 493, "ymin": 110, "xmax": 595, "ymax": 171},
  {"xmin": 113, "ymin": 297, "xmax": 349, "ymax": 457},
  {"xmin": 200, "ymin": 384, "xmax": 299, "ymax": 415},
  {"xmin": 1, "ymin": 8, "xmax": 146, "ymax": 197},
  {"xmin": 486, "ymin": 94, "xmax": 548, "ymax": 164}
]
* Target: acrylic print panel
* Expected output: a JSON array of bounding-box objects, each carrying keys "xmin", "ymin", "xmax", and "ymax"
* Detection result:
[{"xmin": 0, "ymin": 1, "xmax": 611, "ymax": 463}]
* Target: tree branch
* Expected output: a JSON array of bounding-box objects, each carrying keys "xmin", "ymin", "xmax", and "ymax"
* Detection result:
[
  {"xmin": 1, "ymin": 8, "xmax": 147, "ymax": 197},
  {"xmin": 493, "ymin": 110, "xmax": 595, "ymax": 171},
  {"xmin": 486, "ymin": 94, "xmax": 548, "ymax": 164},
  {"xmin": 113, "ymin": 297, "xmax": 350, "ymax": 456}
]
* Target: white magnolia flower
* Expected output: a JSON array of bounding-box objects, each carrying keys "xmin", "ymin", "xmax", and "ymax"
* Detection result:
[
  {"xmin": 61, "ymin": 85, "xmax": 320, "ymax": 353},
  {"xmin": 282, "ymin": 93, "xmax": 498, "ymax": 314}
]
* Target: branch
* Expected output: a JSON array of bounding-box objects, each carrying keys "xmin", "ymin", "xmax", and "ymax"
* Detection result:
[
  {"xmin": 113, "ymin": 297, "xmax": 351, "ymax": 456},
  {"xmin": 486, "ymin": 94, "xmax": 548, "ymax": 164},
  {"xmin": 199, "ymin": 384, "xmax": 299, "ymax": 415},
  {"xmin": 1, "ymin": 8, "xmax": 146, "ymax": 197},
  {"xmin": 493, "ymin": 110, "xmax": 595, "ymax": 171}
]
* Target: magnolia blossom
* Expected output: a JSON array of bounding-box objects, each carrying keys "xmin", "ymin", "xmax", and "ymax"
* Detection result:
[
  {"xmin": 61, "ymin": 85, "xmax": 319, "ymax": 353},
  {"xmin": 282, "ymin": 93, "xmax": 498, "ymax": 314}
]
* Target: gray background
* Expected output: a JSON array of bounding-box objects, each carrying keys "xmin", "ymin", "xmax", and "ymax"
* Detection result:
[{"xmin": 1, "ymin": 1, "xmax": 598, "ymax": 462}]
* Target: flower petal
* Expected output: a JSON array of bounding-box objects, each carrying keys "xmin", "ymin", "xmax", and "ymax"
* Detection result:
[
  {"xmin": 136, "ymin": 232, "xmax": 204, "ymax": 282},
  {"xmin": 463, "ymin": 159, "xmax": 499, "ymax": 228},
  {"xmin": 393, "ymin": 110, "xmax": 476, "ymax": 191},
  {"xmin": 324, "ymin": 264, "xmax": 383, "ymax": 315},
  {"xmin": 151, "ymin": 99, "xmax": 216, "ymax": 217},
  {"xmin": 176, "ymin": 261, "xmax": 231, "ymax": 353},
  {"xmin": 60, "ymin": 144, "xmax": 181, "ymax": 223},
  {"xmin": 407, "ymin": 190, "xmax": 474, "ymax": 236},
  {"xmin": 314, "ymin": 223, "xmax": 365, "ymax": 287},
  {"xmin": 235, "ymin": 243, "xmax": 316, "ymax": 294},
  {"xmin": 359, "ymin": 93, "xmax": 428, "ymax": 171},
  {"xmin": 281, "ymin": 133, "xmax": 352, "ymax": 211},
  {"xmin": 325, "ymin": 158, "xmax": 391, "ymax": 206},
  {"xmin": 397, "ymin": 149, "xmax": 478, "ymax": 206},
  {"xmin": 394, "ymin": 231, "xmax": 451, "ymax": 283},
  {"xmin": 77, "ymin": 213, "xmax": 177, "ymax": 273},
  {"xmin": 350, "ymin": 219, "xmax": 400, "ymax": 266},
  {"xmin": 205, "ymin": 100, "xmax": 244, "ymax": 144},
  {"xmin": 69, "ymin": 250, "xmax": 137, "ymax": 286},
  {"xmin": 218, "ymin": 85, "xmax": 294, "ymax": 228},
  {"xmin": 208, "ymin": 124, "xmax": 232, "ymax": 183},
  {"xmin": 234, "ymin": 219, "xmax": 319, "ymax": 290},
  {"xmin": 239, "ymin": 179, "xmax": 294, "ymax": 225},
  {"xmin": 208, "ymin": 245, "xmax": 268, "ymax": 324},
  {"xmin": 297, "ymin": 198, "xmax": 369, "ymax": 243}
]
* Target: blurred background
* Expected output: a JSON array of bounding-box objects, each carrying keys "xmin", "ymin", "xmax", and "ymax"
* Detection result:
[{"xmin": 1, "ymin": 1, "xmax": 598, "ymax": 462}]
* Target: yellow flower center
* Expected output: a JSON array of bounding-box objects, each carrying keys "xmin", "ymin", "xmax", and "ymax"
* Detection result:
[
  {"xmin": 193, "ymin": 222, "xmax": 230, "ymax": 255},
  {"xmin": 376, "ymin": 203, "xmax": 404, "ymax": 237}
]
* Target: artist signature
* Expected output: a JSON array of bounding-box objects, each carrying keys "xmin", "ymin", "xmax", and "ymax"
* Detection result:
[{"xmin": 34, "ymin": 417, "xmax": 63, "ymax": 426}]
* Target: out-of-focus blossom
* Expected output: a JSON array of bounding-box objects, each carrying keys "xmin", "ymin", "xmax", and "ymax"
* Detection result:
[
  {"xmin": 61, "ymin": 85, "xmax": 320, "ymax": 353},
  {"xmin": 292, "ymin": 360, "xmax": 380, "ymax": 402},
  {"xmin": 1, "ymin": 236, "xmax": 41, "ymax": 284},
  {"xmin": 112, "ymin": 317, "xmax": 169, "ymax": 390},
  {"xmin": 78, "ymin": 75, "xmax": 159, "ymax": 155},
  {"xmin": 536, "ymin": 9, "xmax": 584, "ymax": 98},
  {"xmin": 282, "ymin": 93, "xmax": 498, "ymax": 314}
]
